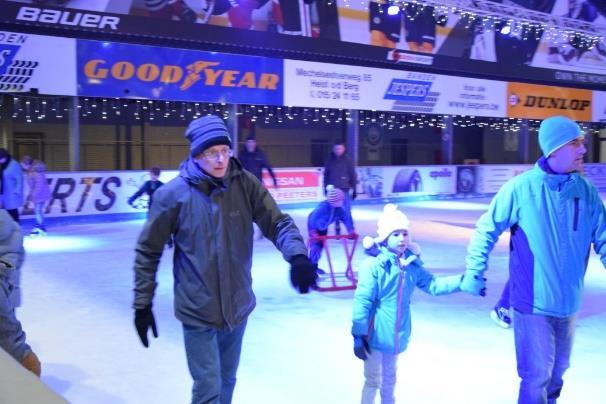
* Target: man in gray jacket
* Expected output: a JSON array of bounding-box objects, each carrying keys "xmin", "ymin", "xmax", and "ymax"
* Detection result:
[
  {"xmin": 0, "ymin": 148, "xmax": 24, "ymax": 222},
  {"xmin": 133, "ymin": 114, "xmax": 317, "ymax": 404},
  {"xmin": 0, "ymin": 209, "xmax": 41, "ymax": 376}
]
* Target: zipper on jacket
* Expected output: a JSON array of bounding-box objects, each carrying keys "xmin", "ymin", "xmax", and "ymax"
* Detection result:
[
  {"xmin": 394, "ymin": 261, "xmax": 405, "ymax": 353},
  {"xmin": 573, "ymin": 197, "xmax": 579, "ymax": 231}
]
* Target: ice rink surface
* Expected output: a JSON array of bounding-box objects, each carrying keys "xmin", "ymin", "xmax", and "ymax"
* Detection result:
[{"xmin": 15, "ymin": 198, "xmax": 606, "ymax": 403}]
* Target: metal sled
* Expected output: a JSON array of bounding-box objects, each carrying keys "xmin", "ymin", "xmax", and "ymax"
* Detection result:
[{"xmin": 308, "ymin": 233, "xmax": 359, "ymax": 292}]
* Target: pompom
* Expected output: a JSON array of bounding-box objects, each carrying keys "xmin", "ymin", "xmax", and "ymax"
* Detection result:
[{"xmin": 362, "ymin": 236, "xmax": 376, "ymax": 250}]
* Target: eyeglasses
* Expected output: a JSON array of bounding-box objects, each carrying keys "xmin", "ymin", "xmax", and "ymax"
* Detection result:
[{"xmin": 200, "ymin": 148, "xmax": 233, "ymax": 160}]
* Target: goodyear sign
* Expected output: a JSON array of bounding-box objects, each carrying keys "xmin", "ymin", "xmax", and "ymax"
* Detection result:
[
  {"xmin": 77, "ymin": 40, "xmax": 283, "ymax": 105},
  {"xmin": 507, "ymin": 82, "xmax": 592, "ymax": 121}
]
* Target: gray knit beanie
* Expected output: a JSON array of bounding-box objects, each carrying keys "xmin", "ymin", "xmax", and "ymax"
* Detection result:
[{"xmin": 185, "ymin": 115, "xmax": 232, "ymax": 157}]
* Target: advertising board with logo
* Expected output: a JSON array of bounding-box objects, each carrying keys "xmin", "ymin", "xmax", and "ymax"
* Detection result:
[
  {"xmin": 476, "ymin": 164, "xmax": 531, "ymax": 194},
  {"xmin": 262, "ymin": 169, "xmax": 323, "ymax": 204},
  {"xmin": 0, "ymin": 30, "xmax": 75, "ymax": 94},
  {"xmin": 592, "ymin": 91, "xmax": 606, "ymax": 122},
  {"xmin": 380, "ymin": 165, "xmax": 456, "ymax": 198},
  {"xmin": 583, "ymin": 164, "xmax": 606, "ymax": 192},
  {"xmin": 283, "ymin": 59, "xmax": 506, "ymax": 118},
  {"xmin": 77, "ymin": 40, "xmax": 284, "ymax": 105},
  {"xmin": 507, "ymin": 82, "xmax": 592, "ymax": 121},
  {"xmin": 20, "ymin": 167, "xmax": 323, "ymax": 220}
]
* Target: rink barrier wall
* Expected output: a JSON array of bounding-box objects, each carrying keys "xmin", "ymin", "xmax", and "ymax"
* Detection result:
[{"xmin": 16, "ymin": 163, "xmax": 606, "ymax": 227}]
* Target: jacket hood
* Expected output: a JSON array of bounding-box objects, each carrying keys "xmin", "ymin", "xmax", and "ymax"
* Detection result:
[{"xmin": 535, "ymin": 157, "xmax": 580, "ymax": 191}]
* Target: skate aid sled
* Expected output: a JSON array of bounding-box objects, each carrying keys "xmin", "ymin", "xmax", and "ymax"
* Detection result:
[{"xmin": 307, "ymin": 233, "xmax": 359, "ymax": 291}]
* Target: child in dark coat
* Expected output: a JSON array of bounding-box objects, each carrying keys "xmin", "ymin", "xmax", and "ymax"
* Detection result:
[
  {"xmin": 128, "ymin": 166, "xmax": 164, "ymax": 209},
  {"xmin": 307, "ymin": 185, "xmax": 356, "ymax": 271}
]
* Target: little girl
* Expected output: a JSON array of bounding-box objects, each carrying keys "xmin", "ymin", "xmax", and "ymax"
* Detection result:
[{"xmin": 351, "ymin": 204, "xmax": 462, "ymax": 404}]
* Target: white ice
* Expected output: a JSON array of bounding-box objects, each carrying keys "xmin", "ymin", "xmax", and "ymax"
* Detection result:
[{"xmin": 11, "ymin": 198, "xmax": 606, "ymax": 403}]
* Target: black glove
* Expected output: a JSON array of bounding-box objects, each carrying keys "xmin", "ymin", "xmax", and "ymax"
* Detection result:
[
  {"xmin": 353, "ymin": 335, "xmax": 371, "ymax": 360},
  {"xmin": 289, "ymin": 255, "xmax": 318, "ymax": 294},
  {"xmin": 134, "ymin": 305, "xmax": 158, "ymax": 348},
  {"xmin": 351, "ymin": 189, "xmax": 357, "ymax": 200}
]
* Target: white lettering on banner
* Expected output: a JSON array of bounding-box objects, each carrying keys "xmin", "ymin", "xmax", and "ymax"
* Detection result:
[
  {"xmin": 0, "ymin": 50, "xmax": 10, "ymax": 67},
  {"xmin": 16, "ymin": 7, "xmax": 120, "ymax": 30},
  {"xmin": 275, "ymin": 177, "xmax": 305, "ymax": 186},
  {"xmin": 0, "ymin": 32, "xmax": 27, "ymax": 45}
]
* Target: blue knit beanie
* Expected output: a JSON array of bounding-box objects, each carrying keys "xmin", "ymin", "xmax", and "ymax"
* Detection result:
[
  {"xmin": 538, "ymin": 116, "xmax": 583, "ymax": 157},
  {"xmin": 185, "ymin": 115, "xmax": 232, "ymax": 157}
]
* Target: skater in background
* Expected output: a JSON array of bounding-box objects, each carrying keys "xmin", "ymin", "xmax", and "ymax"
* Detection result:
[
  {"xmin": 128, "ymin": 166, "xmax": 172, "ymax": 247},
  {"xmin": 352, "ymin": 203, "xmax": 462, "ymax": 404},
  {"xmin": 323, "ymin": 140, "xmax": 357, "ymax": 235},
  {"xmin": 132, "ymin": 114, "xmax": 317, "ymax": 404},
  {"xmin": 0, "ymin": 209, "xmax": 41, "ymax": 377},
  {"xmin": 21, "ymin": 157, "xmax": 51, "ymax": 237},
  {"xmin": 239, "ymin": 135, "xmax": 278, "ymax": 189},
  {"xmin": 307, "ymin": 185, "xmax": 357, "ymax": 273},
  {"xmin": 239, "ymin": 135, "xmax": 279, "ymax": 240},
  {"xmin": 461, "ymin": 115, "xmax": 606, "ymax": 403},
  {"xmin": 128, "ymin": 166, "xmax": 164, "ymax": 210},
  {"xmin": 0, "ymin": 148, "xmax": 24, "ymax": 223}
]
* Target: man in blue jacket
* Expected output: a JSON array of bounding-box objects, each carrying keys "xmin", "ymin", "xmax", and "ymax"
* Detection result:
[
  {"xmin": 461, "ymin": 115, "xmax": 606, "ymax": 403},
  {"xmin": 133, "ymin": 115, "xmax": 317, "ymax": 404}
]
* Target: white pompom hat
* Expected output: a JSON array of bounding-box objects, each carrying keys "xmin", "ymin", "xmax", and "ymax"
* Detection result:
[{"xmin": 372, "ymin": 203, "xmax": 410, "ymax": 244}]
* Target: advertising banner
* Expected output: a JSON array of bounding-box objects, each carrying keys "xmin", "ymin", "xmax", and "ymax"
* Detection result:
[
  {"xmin": 475, "ymin": 164, "xmax": 531, "ymax": 194},
  {"xmin": 2, "ymin": 1, "xmax": 606, "ymax": 90},
  {"xmin": 507, "ymin": 82, "xmax": 593, "ymax": 121},
  {"xmin": 77, "ymin": 40, "xmax": 283, "ymax": 104},
  {"xmin": 21, "ymin": 167, "xmax": 322, "ymax": 219},
  {"xmin": 593, "ymin": 91, "xmax": 606, "ymax": 122},
  {"xmin": 367, "ymin": 165, "xmax": 456, "ymax": 198},
  {"xmin": 0, "ymin": 30, "xmax": 75, "ymax": 94},
  {"xmin": 583, "ymin": 164, "xmax": 606, "ymax": 192},
  {"xmin": 263, "ymin": 168, "xmax": 323, "ymax": 204},
  {"xmin": 284, "ymin": 59, "xmax": 506, "ymax": 117}
]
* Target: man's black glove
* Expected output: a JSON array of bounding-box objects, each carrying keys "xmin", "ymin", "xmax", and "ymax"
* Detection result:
[
  {"xmin": 134, "ymin": 305, "xmax": 158, "ymax": 348},
  {"xmin": 289, "ymin": 255, "xmax": 318, "ymax": 294},
  {"xmin": 353, "ymin": 335, "xmax": 371, "ymax": 360},
  {"xmin": 351, "ymin": 189, "xmax": 357, "ymax": 200}
]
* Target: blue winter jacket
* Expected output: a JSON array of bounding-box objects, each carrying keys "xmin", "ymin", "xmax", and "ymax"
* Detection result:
[
  {"xmin": 307, "ymin": 201, "xmax": 355, "ymax": 234},
  {"xmin": 466, "ymin": 158, "xmax": 606, "ymax": 317},
  {"xmin": 352, "ymin": 247, "xmax": 461, "ymax": 354}
]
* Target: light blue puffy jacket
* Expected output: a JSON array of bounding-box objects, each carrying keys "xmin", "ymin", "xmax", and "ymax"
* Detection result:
[
  {"xmin": 466, "ymin": 159, "xmax": 606, "ymax": 317},
  {"xmin": 352, "ymin": 247, "xmax": 461, "ymax": 354}
]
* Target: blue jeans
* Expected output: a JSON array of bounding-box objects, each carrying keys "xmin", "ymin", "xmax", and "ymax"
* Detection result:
[
  {"xmin": 513, "ymin": 310, "xmax": 576, "ymax": 404},
  {"xmin": 183, "ymin": 320, "xmax": 247, "ymax": 404},
  {"xmin": 34, "ymin": 202, "xmax": 46, "ymax": 228}
]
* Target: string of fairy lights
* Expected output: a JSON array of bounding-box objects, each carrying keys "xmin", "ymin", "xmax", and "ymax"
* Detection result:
[
  {"xmin": 1, "ymin": 95, "xmax": 603, "ymax": 134},
  {"xmin": 332, "ymin": 0, "xmax": 605, "ymax": 49}
]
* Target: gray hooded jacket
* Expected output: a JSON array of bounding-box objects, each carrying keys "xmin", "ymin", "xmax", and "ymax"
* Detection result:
[
  {"xmin": 0, "ymin": 209, "xmax": 30, "ymax": 361},
  {"xmin": 133, "ymin": 157, "xmax": 307, "ymax": 329}
]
